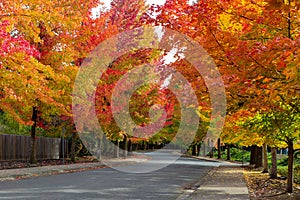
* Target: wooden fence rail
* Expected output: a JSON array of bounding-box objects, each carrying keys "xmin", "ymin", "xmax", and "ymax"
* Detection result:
[{"xmin": 0, "ymin": 134, "xmax": 68, "ymax": 161}]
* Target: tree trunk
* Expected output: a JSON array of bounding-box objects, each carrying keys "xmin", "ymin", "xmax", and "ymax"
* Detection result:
[
  {"xmin": 128, "ymin": 139, "xmax": 132, "ymax": 156},
  {"xmin": 209, "ymin": 148, "xmax": 214, "ymax": 158},
  {"xmin": 123, "ymin": 134, "xmax": 127, "ymax": 159},
  {"xmin": 287, "ymin": 139, "xmax": 294, "ymax": 193},
  {"xmin": 270, "ymin": 147, "xmax": 277, "ymax": 179},
  {"xmin": 226, "ymin": 144, "xmax": 231, "ymax": 161},
  {"xmin": 116, "ymin": 141, "xmax": 120, "ymax": 158},
  {"xmin": 262, "ymin": 143, "xmax": 268, "ymax": 173},
  {"xmin": 141, "ymin": 141, "xmax": 145, "ymax": 150},
  {"xmin": 98, "ymin": 136, "xmax": 102, "ymax": 161},
  {"xmin": 256, "ymin": 146, "xmax": 263, "ymax": 168},
  {"xmin": 192, "ymin": 144, "xmax": 197, "ymax": 156},
  {"xmin": 197, "ymin": 143, "xmax": 201, "ymax": 156},
  {"xmin": 70, "ymin": 132, "xmax": 76, "ymax": 163},
  {"xmin": 250, "ymin": 145, "xmax": 263, "ymax": 168},
  {"xmin": 30, "ymin": 106, "xmax": 38, "ymax": 164},
  {"xmin": 217, "ymin": 138, "xmax": 221, "ymax": 159}
]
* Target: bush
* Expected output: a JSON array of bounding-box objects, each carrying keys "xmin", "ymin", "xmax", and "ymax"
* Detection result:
[
  {"xmin": 277, "ymin": 165, "xmax": 300, "ymax": 184},
  {"xmin": 213, "ymin": 146, "xmax": 251, "ymax": 163}
]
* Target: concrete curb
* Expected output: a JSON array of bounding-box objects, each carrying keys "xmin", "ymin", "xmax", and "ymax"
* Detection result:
[
  {"xmin": 0, "ymin": 154, "xmax": 152, "ymax": 182},
  {"xmin": 0, "ymin": 162, "xmax": 106, "ymax": 181},
  {"xmin": 176, "ymin": 167, "xmax": 216, "ymax": 200}
]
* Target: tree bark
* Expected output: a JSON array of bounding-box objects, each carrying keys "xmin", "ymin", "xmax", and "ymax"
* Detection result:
[
  {"xmin": 270, "ymin": 147, "xmax": 277, "ymax": 179},
  {"xmin": 256, "ymin": 146, "xmax": 263, "ymax": 168},
  {"xmin": 128, "ymin": 139, "xmax": 132, "ymax": 156},
  {"xmin": 116, "ymin": 141, "xmax": 120, "ymax": 158},
  {"xmin": 192, "ymin": 144, "xmax": 197, "ymax": 156},
  {"xmin": 98, "ymin": 136, "xmax": 102, "ymax": 161},
  {"xmin": 286, "ymin": 0, "xmax": 294, "ymax": 194},
  {"xmin": 209, "ymin": 148, "xmax": 214, "ymax": 158},
  {"xmin": 217, "ymin": 138, "xmax": 221, "ymax": 159},
  {"xmin": 30, "ymin": 106, "xmax": 38, "ymax": 164},
  {"xmin": 226, "ymin": 144, "xmax": 231, "ymax": 161},
  {"xmin": 250, "ymin": 145, "xmax": 263, "ymax": 168},
  {"xmin": 123, "ymin": 134, "xmax": 127, "ymax": 159},
  {"xmin": 70, "ymin": 132, "xmax": 76, "ymax": 163},
  {"xmin": 197, "ymin": 143, "xmax": 201, "ymax": 156},
  {"xmin": 287, "ymin": 139, "xmax": 294, "ymax": 193},
  {"xmin": 262, "ymin": 143, "xmax": 268, "ymax": 173}
]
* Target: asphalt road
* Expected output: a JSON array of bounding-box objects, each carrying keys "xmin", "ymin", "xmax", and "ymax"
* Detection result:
[{"xmin": 0, "ymin": 152, "xmax": 221, "ymax": 200}]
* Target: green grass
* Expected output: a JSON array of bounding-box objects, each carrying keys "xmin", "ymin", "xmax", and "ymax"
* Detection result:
[
  {"xmin": 213, "ymin": 147, "xmax": 251, "ymax": 163},
  {"xmin": 276, "ymin": 155, "xmax": 300, "ymax": 184},
  {"xmin": 277, "ymin": 165, "xmax": 300, "ymax": 184},
  {"xmin": 212, "ymin": 146, "xmax": 300, "ymax": 184}
]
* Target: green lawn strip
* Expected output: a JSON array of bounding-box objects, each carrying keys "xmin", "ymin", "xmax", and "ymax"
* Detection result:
[{"xmin": 211, "ymin": 147, "xmax": 300, "ymax": 184}]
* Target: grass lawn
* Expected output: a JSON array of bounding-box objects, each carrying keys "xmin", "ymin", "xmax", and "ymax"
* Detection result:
[{"xmin": 213, "ymin": 146, "xmax": 300, "ymax": 184}]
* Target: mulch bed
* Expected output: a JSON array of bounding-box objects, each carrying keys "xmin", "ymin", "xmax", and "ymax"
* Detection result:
[
  {"xmin": 244, "ymin": 168, "xmax": 300, "ymax": 200},
  {"xmin": 0, "ymin": 156, "xmax": 98, "ymax": 170}
]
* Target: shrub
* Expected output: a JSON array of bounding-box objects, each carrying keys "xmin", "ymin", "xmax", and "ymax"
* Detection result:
[{"xmin": 277, "ymin": 165, "xmax": 300, "ymax": 184}]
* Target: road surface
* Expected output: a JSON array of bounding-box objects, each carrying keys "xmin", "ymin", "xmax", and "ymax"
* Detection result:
[{"xmin": 0, "ymin": 151, "xmax": 224, "ymax": 200}]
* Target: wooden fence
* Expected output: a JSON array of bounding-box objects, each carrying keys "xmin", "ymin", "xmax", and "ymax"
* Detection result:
[{"xmin": 0, "ymin": 134, "xmax": 68, "ymax": 161}]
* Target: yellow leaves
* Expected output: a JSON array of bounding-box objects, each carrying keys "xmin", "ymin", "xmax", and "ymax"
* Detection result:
[
  {"xmin": 196, "ymin": 106, "xmax": 211, "ymax": 123},
  {"xmin": 4, "ymin": 22, "xmax": 14, "ymax": 34},
  {"xmin": 196, "ymin": 110, "xmax": 210, "ymax": 123},
  {"xmin": 0, "ymin": 50, "xmax": 73, "ymax": 124},
  {"xmin": 295, "ymin": 141, "xmax": 300, "ymax": 150},
  {"xmin": 0, "ymin": 0, "xmax": 94, "ymax": 121},
  {"xmin": 283, "ymin": 64, "xmax": 298, "ymax": 80},
  {"xmin": 218, "ymin": 13, "xmax": 243, "ymax": 32}
]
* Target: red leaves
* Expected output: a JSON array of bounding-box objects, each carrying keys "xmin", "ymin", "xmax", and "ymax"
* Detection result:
[
  {"xmin": 242, "ymin": 23, "xmax": 250, "ymax": 32},
  {"xmin": 0, "ymin": 21, "xmax": 40, "ymax": 59}
]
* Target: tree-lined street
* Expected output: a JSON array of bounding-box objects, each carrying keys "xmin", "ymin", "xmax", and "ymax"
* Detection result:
[
  {"xmin": 0, "ymin": 152, "xmax": 246, "ymax": 200},
  {"xmin": 0, "ymin": 0, "xmax": 299, "ymax": 198}
]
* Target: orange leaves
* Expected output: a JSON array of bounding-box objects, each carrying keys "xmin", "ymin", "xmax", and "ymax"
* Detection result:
[
  {"xmin": 0, "ymin": 0, "xmax": 101, "ymax": 125},
  {"xmin": 266, "ymin": 0, "xmax": 284, "ymax": 8}
]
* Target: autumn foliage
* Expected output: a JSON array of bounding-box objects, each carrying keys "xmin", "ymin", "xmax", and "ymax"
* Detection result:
[{"xmin": 0, "ymin": 0, "xmax": 299, "ymax": 192}]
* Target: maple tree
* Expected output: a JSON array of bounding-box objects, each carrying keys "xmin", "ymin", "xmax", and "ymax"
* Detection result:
[
  {"xmin": 148, "ymin": 0, "xmax": 299, "ymax": 192},
  {"xmin": 0, "ymin": 1, "xmax": 298, "ymax": 194},
  {"xmin": 211, "ymin": 0, "xmax": 299, "ymax": 192},
  {"xmin": 0, "ymin": 0, "xmax": 99, "ymax": 163},
  {"xmin": 71, "ymin": 0, "xmax": 166, "ymax": 158},
  {"xmin": 215, "ymin": 0, "xmax": 299, "ymax": 192},
  {"xmin": 73, "ymin": 1, "xmax": 198, "ymax": 154}
]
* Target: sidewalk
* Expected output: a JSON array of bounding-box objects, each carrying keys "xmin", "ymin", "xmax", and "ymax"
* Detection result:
[
  {"xmin": 0, "ymin": 162, "xmax": 105, "ymax": 181},
  {"xmin": 180, "ymin": 166, "xmax": 250, "ymax": 200},
  {"xmin": 0, "ymin": 155, "xmax": 149, "ymax": 181}
]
